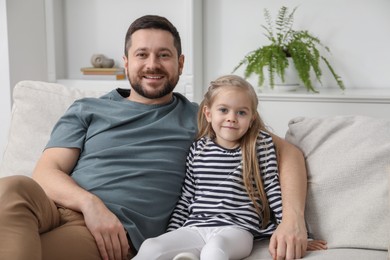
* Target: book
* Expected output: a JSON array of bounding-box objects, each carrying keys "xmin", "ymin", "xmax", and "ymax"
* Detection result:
[
  {"xmin": 80, "ymin": 67, "xmax": 125, "ymax": 75},
  {"xmin": 82, "ymin": 74, "xmax": 126, "ymax": 81},
  {"xmin": 80, "ymin": 67, "xmax": 126, "ymax": 80}
]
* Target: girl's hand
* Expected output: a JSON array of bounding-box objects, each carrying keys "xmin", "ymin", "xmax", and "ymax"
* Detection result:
[{"xmin": 307, "ymin": 239, "xmax": 327, "ymax": 251}]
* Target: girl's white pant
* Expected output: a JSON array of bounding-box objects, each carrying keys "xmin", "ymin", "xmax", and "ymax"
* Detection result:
[{"xmin": 133, "ymin": 226, "xmax": 254, "ymax": 260}]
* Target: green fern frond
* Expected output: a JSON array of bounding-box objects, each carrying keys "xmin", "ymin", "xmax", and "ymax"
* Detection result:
[
  {"xmin": 322, "ymin": 57, "xmax": 345, "ymax": 90},
  {"xmin": 278, "ymin": 7, "xmax": 297, "ymax": 46},
  {"xmin": 232, "ymin": 6, "xmax": 344, "ymax": 92},
  {"xmin": 263, "ymin": 9, "xmax": 274, "ymax": 41},
  {"xmin": 262, "ymin": 25, "xmax": 274, "ymax": 42},
  {"xmin": 275, "ymin": 6, "xmax": 288, "ymax": 44}
]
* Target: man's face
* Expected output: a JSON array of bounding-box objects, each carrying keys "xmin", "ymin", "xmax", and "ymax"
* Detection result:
[{"xmin": 123, "ymin": 29, "xmax": 184, "ymax": 104}]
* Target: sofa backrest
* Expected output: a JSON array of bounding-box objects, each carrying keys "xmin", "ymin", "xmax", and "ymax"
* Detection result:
[
  {"xmin": 286, "ymin": 116, "xmax": 390, "ymax": 251},
  {"xmin": 0, "ymin": 81, "xmax": 109, "ymax": 177}
]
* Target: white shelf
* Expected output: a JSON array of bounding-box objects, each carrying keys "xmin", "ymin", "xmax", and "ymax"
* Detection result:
[
  {"xmin": 258, "ymin": 87, "xmax": 390, "ymax": 104},
  {"xmin": 256, "ymin": 87, "xmax": 390, "ymax": 136}
]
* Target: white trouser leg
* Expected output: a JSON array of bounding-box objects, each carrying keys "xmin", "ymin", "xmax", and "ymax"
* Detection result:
[
  {"xmin": 134, "ymin": 227, "xmax": 205, "ymax": 260},
  {"xmin": 200, "ymin": 226, "xmax": 253, "ymax": 260}
]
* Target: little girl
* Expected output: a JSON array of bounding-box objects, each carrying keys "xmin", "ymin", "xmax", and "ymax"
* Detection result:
[{"xmin": 133, "ymin": 75, "xmax": 326, "ymax": 260}]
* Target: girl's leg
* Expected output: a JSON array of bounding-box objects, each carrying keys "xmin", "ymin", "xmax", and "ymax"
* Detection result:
[
  {"xmin": 0, "ymin": 176, "xmax": 61, "ymax": 260},
  {"xmin": 134, "ymin": 227, "xmax": 205, "ymax": 260},
  {"xmin": 200, "ymin": 226, "xmax": 253, "ymax": 260}
]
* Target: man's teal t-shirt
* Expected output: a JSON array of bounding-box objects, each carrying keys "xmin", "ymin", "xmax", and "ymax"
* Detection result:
[{"xmin": 45, "ymin": 89, "xmax": 198, "ymax": 250}]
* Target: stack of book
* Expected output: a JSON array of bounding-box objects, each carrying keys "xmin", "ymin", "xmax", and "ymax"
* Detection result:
[{"xmin": 80, "ymin": 67, "xmax": 126, "ymax": 80}]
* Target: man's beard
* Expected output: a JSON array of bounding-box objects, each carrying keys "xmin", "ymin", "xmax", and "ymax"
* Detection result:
[{"xmin": 129, "ymin": 70, "xmax": 179, "ymax": 99}]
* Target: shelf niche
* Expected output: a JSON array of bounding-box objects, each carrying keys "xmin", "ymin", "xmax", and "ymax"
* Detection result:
[{"xmin": 44, "ymin": 0, "xmax": 203, "ymax": 101}]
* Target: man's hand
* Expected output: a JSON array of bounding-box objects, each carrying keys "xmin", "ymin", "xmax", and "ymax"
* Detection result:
[
  {"xmin": 82, "ymin": 196, "xmax": 130, "ymax": 260},
  {"xmin": 32, "ymin": 148, "xmax": 130, "ymax": 259},
  {"xmin": 269, "ymin": 135, "xmax": 308, "ymax": 259},
  {"xmin": 269, "ymin": 219, "xmax": 308, "ymax": 260}
]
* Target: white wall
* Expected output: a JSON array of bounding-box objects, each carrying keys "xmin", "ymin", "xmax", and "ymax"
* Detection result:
[
  {"xmin": 203, "ymin": 0, "xmax": 390, "ymax": 90},
  {"xmin": 7, "ymin": 0, "xmax": 47, "ymax": 88},
  {"xmin": 0, "ymin": 0, "xmax": 11, "ymax": 159}
]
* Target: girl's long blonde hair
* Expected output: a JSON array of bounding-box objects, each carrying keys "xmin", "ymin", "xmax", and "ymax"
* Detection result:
[{"xmin": 197, "ymin": 74, "xmax": 271, "ymax": 227}]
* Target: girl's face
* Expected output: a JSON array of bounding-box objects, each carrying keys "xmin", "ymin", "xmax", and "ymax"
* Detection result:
[{"xmin": 203, "ymin": 86, "xmax": 254, "ymax": 149}]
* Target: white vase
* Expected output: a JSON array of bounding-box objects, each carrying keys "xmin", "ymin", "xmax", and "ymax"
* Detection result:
[{"xmin": 273, "ymin": 57, "xmax": 300, "ymax": 91}]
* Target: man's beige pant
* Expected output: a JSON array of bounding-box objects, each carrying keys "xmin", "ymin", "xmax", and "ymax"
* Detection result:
[{"xmin": 0, "ymin": 175, "xmax": 105, "ymax": 260}]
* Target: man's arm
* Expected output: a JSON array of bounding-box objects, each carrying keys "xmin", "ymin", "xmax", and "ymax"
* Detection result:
[
  {"xmin": 32, "ymin": 147, "xmax": 129, "ymax": 260},
  {"xmin": 269, "ymin": 134, "xmax": 308, "ymax": 260}
]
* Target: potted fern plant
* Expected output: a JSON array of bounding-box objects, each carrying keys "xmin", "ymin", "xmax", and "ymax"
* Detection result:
[{"xmin": 233, "ymin": 6, "xmax": 345, "ymax": 93}]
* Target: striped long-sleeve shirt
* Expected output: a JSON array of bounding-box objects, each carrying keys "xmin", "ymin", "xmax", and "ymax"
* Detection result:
[{"xmin": 167, "ymin": 131, "xmax": 282, "ymax": 240}]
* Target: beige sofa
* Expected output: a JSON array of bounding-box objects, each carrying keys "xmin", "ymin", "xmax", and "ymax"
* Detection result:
[{"xmin": 1, "ymin": 81, "xmax": 389, "ymax": 259}]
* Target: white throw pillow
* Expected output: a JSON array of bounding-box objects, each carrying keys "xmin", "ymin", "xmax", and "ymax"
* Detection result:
[
  {"xmin": 285, "ymin": 116, "xmax": 390, "ymax": 250},
  {"xmin": 0, "ymin": 81, "xmax": 109, "ymax": 177}
]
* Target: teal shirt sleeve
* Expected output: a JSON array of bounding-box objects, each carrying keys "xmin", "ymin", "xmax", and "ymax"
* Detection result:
[{"xmin": 46, "ymin": 99, "xmax": 89, "ymax": 152}]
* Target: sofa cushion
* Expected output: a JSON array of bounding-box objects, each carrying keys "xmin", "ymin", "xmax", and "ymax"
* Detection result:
[
  {"xmin": 244, "ymin": 239, "xmax": 387, "ymax": 259},
  {"xmin": 0, "ymin": 81, "xmax": 108, "ymax": 177},
  {"xmin": 285, "ymin": 116, "xmax": 390, "ymax": 250}
]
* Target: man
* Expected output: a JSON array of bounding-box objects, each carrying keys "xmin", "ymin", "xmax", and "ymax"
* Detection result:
[{"xmin": 0, "ymin": 15, "xmax": 307, "ymax": 260}]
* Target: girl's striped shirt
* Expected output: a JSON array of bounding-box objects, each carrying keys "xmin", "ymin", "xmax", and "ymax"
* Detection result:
[{"xmin": 167, "ymin": 131, "xmax": 282, "ymax": 239}]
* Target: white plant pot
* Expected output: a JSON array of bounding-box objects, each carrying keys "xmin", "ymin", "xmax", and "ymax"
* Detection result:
[{"xmin": 272, "ymin": 58, "xmax": 300, "ymax": 91}]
